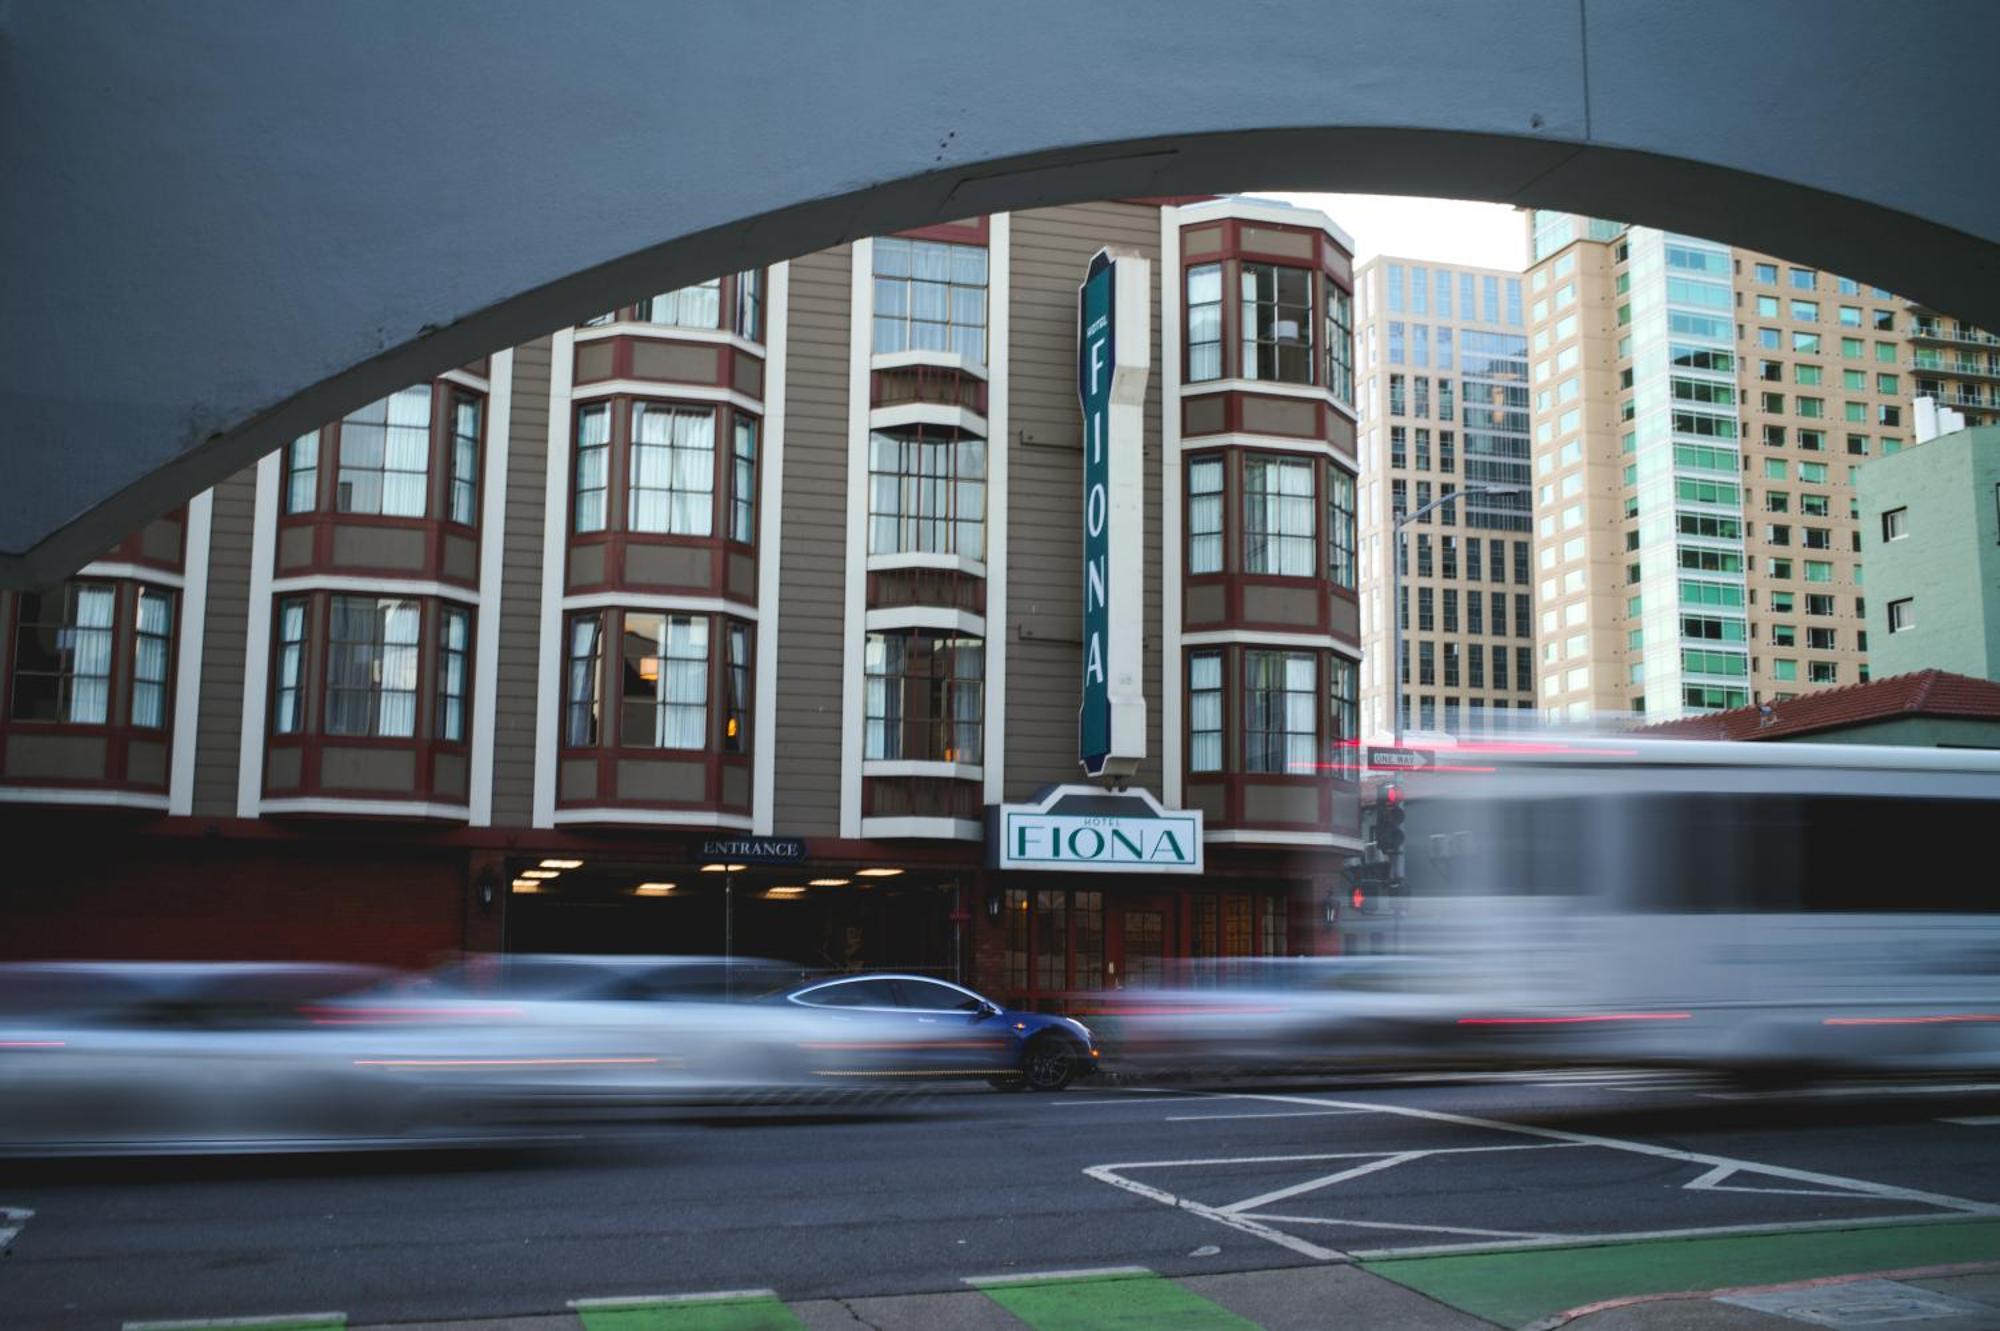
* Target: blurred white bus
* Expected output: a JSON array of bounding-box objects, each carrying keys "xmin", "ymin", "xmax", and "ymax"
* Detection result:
[{"xmin": 1394, "ymin": 736, "xmax": 2000, "ymax": 1079}]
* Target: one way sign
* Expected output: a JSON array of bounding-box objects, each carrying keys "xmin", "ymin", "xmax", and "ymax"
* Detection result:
[{"xmin": 1366, "ymin": 745, "xmax": 1433, "ymax": 771}]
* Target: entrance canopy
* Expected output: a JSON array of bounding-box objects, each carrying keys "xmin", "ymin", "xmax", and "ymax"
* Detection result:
[{"xmin": 5, "ymin": 1, "xmax": 1998, "ymax": 582}]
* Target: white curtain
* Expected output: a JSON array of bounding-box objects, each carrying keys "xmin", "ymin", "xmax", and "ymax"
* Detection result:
[
  {"xmin": 647, "ymin": 279, "xmax": 719, "ymax": 329},
  {"xmin": 1284, "ymin": 655, "xmax": 1317, "ymax": 774},
  {"xmin": 376, "ymin": 599, "xmax": 420, "ymax": 737},
  {"xmin": 574, "ymin": 406, "xmax": 609, "ymax": 531},
  {"xmin": 380, "ymin": 387, "xmax": 431, "ymax": 517},
  {"xmin": 275, "ymin": 601, "xmax": 307, "ymax": 733},
  {"xmin": 659, "ymin": 615, "xmax": 708, "ymax": 748},
  {"xmin": 1189, "ymin": 653, "xmax": 1222, "ymax": 772},
  {"xmin": 65, "ymin": 586, "xmax": 115, "ymax": 723},
  {"xmin": 629, "ymin": 406, "xmax": 713, "ymax": 535},
  {"xmin": 130, "ymin": 591, "xmax": 172, "ymax": 728}
]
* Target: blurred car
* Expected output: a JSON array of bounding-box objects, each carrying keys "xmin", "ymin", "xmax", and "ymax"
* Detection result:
[
  {"xmin": 772, "ymin": 974, "xmax": 1099, "ymax": 1091},
  {"xmin": 1090, "ymin": 955, "xmax": 1466, "ymax": 1080}
]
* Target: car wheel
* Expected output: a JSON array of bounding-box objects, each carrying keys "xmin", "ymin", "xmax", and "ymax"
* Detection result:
[{"xmin": 1021, "ymin": 1034, "xmax": 1078, "ymax": 1092}]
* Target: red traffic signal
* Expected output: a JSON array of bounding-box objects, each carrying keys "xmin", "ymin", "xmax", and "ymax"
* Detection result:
[{"xmin": 1373, "ymin": 782, "xmax": 1406, "ymax": 854}]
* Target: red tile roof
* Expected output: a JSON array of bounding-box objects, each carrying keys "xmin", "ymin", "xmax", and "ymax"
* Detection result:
[{"xmin": 1639, "ymin": 670, "xmax": 2000, "ymax": 741}]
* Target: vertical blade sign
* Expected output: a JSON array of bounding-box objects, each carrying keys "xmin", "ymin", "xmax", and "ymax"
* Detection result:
[{"xmin": 1076, "ymin": 248, "xmax": 1149, "ymax": 780}]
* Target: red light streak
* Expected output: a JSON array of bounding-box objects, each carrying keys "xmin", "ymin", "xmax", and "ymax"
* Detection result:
[
  {"xmin": 1457, "ymin": 1012, "xmax": 1692, "ymax": 1026},
  {"xmin": 0, "ymin": 1040, "xmax": 65, "ymax": 1048}
]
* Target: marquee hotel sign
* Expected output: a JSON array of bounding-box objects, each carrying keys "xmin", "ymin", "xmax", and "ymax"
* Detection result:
[{"xmin": 989, "ymin": 786, "xmax": 1203, "ymax": 874}]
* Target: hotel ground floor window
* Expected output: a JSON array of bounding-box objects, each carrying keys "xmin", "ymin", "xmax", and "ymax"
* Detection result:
[{"xmin": 1002, "ymin": 886, "xmax": 1288, "ymax": 1005}]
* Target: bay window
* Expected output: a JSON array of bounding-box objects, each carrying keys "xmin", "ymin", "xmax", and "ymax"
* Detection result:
[
  {"xmin": 628, "ymin": 403, "xmax": 715, "ymax": 535},
  {"xmin": 1326, "ymin": 283, "xmax": 1354, "ymax": 403},
  {"xmin": 10, "ymin": 584, "xmax": 115, "ymax": 724},
  {"xmin": 1328, "ymin": 467, "xmax": 1356, "ymax": 589},
  {"xmin": 573, "ymin": 404, "xmax": 611, "ymax": 532},
  {"xmin": 1243, "ymin": 455, "xmax": 1314, "ymax": 575},
  {"xmin": 448, "ymin": 394, "xmax": 480, "ymax": 525},
  {"xmin": 565, "ymin": 616, "xmax": 603, "ymax": 746},
  {"xmin": 1241, "ymin": 263, "xmax": 1313, "ymax": 383},
  {"xmin": 1244, "ymin": 650, "xmax": 1316, "ymax": 773},
  {"xmin": 864, "ymin": 630, "xmax": 983, "ymax": 764},
  {"xmin": 867, "ymin": 428, "xmax": 986, "ymax": 559},
  {"xmin": 646, "ymin": 279, "xmax": 720, "ymax": 329},
  {"xmin": 324, "ymin": 596, "xmax": 420, "ymax": 738},
  {"xmin": 273, "ymin": 598, "xmax": 307, "ymax": 734},
  {"xmin": 872, "ymin": 237, "xmax": 987, "ymax": 361},
  {"xmin": 336, "ymin": 386, "xmax": 431, "ymax": 517},
  {"xmin": 1189, "ymin": 650, "xmax": 1223, "ymax": 772},
  {"xmin": 131, "ymin": 589, "xmax": 172, "ymax": 728},
  {"xmin": 730, "ymin": 417, "xmax": 759, "ymax": 544},
  {"xmin": 733, "ymin": 268, "xmax": 763, "ymax": 340},
  {"xmin": 285, "ymin": 433, "xmax": 319, "ymax": 514},
  {"xmin": 1187, "ymin": 264, "xmax": 1223, "ymax": 382},
  {"xmin": 437, "ymin": 606, "xmax": 469, "ymax": 743},
  {"xmin": 1187, "ymin": 456, "xmax": 1224, "ymax": 573},
  {"xmin": 620, "ymin": 612, "xmax": 708, "ymax": 749},
  {"xmin": 723, "ymin": 623, "xmax": 752, "ymax": 754}
]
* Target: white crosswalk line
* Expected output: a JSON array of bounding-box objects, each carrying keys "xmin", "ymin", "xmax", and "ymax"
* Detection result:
[{"xmin": 1, "ymin": 1206, "xmax": 32, "ymax": 1249}]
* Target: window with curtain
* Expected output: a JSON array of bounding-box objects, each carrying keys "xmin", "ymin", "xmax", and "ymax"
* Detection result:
[
  {"xmin": 285, "ymin": 432, "xmax": 319, "ymax": 514},
  {"xmin": 1243, "ymin": 650, "xmax": 1316, "ymax": 774},
  {"xmin": 573, "ymin": 404, "xmax": 610, "ymax": 533},
  {"xmin": 872, "ymin": 237, "xmax": 988, "ymax": 361},
  {"xmin": 628, "ymin": 403, "xmax": 715, "ymax": 535},
  {"xmin": 449, "ymin": 394, "xmax": 480, "ymax": 525},
  {"xmin": 1243, "ymin": 455, "xmax": 1315, "ymax": 576},
  {"xmin": 723, "ymin": 623, "xmax": 752, "ymax": 754},
  {"xmin": 733, "ymin": 269, "xmax": 763, "ymax": 341},
  {"xmin": 1187, "ymin": 456, "xmax": 1224, "ymax": 573},
  {"xmin": 1241, "ymin": 263, "xmax": 1313, "ymax": 382},
  {"xmin": 730, "ymin": 416, "xmax": 759, "ymax": 544},
  {"xmin": 1189, "ymin": 650, "xmax": 1223, "ymax": 772},
  {"xmin": 1186, "ymin": 263, "xmax": 1223, "ymax": 382},
  {"xmin": 621, "ymin": 612, "xmax": 709, "ymax": 749},
  {"xmin": 273, "ymin": 598, "xmax": 307, "ymax": 734},
  {"xmin": 337, "ymin": 386, "xmax": 431, "ymax": 517},
  {"xmin": 1327, "ymin": 467, "xmax": 1356, "ymax": 589},
  {"xmin": 867, "ymin": 428, "xmax": 985, "ymax": 559},
  {"xmin": 325, "ymin": 596, "xmax": 420, "ymax": 738},
  {"xmin": 1329, "ymin": 654, "xmax": 1356, "ymax": 769},
  {"xmin": 131, "ymin": 589, "xmax": 173, "ymax": 728},
  {"xmin": 10, "ymin": 583, "xmax": 115, "ymax": 724},
  {"xmin": 863, "ymin": 630, "xmax": 984, "ymax": 763},
  {"xmin": 564, "ymin": 614, "xmax": 602, "ymax": 746},
  {"xmin": 646, "ymin": 278, "xmax": 720, "ymax": 329},
  {"xmin": 437, "ymin": 606, "xmax": 469, "ymax": 742},
  {"xmin": 1325, "ymin": 282, "xmax": 1354, "ymax": 403}
]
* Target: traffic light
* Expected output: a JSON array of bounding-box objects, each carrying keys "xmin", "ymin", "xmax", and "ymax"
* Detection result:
[
  {"xmin": 1374, "ymin": 782, "xmax": 1406, "ymax": 855},
  {"xmin": 1340, "ymin": 860, "xmax": 1390, "ymax": 915}
]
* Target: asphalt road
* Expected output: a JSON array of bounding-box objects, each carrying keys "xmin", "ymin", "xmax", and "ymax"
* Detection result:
[{"xmin": 6, "ymin": 1070, "xmax": 2000, "ymax": 1330}]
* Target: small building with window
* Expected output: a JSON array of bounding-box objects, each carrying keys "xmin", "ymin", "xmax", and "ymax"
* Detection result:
[
  {"xmin": 0, "ymin": 198, "xmax": 1365, "ymax": 1011},
  {"xmin": 1855, "ymin": 423, "xmax": 2000, "ymax": 682}
]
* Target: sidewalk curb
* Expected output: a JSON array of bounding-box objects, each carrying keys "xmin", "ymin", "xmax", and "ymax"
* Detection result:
[{"xmin": 1523, "ymin": 1258, "xmax": 2000, "ymax": 1330}]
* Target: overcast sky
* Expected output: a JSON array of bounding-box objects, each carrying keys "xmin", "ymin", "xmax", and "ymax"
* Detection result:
[{"xmin": 1266, "ymin": 192, "xmax": 1527, "ymax": 272}]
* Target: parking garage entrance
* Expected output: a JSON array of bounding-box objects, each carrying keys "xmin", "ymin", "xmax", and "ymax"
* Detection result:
[{"xmin": 498, "ymin": 853, "xmax": 963, "ymax": 983}]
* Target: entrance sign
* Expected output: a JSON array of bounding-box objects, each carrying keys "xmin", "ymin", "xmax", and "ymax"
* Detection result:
[
  {"xmin": 697, "ymin": 837, "xmax": 806, "ymax": 864},
  {"xmin": 989, "ymin": 785, "xmax": 1202, "ymax": 874},
  {"xmin": 1077, "ymin": 249, "xmax": 1150, "ymax": 779}
]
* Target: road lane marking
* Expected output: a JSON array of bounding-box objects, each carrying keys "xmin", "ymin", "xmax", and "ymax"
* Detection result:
[
  {"xmin": 1165, "ymin": 1108, "xmax": 1369, "ymax": 1121},
  {"xmin": 1085, "ymin": 1089, "xmax": 2000, "ymax": 1264},
  {"xmin": 1251, "ymin": 1214, "xmax": 1557, "ymax": 1241},
  {"xmin": 1, "ymin": 1205, "xmax": 30, "ymax": 1249},
  {"xmin": 123, "ymin": 1316, "xmax": 343, "ymax": 1330},
  {"xmin": 1941, "ymin": 1115, "xmax": 2000, "ymax": 1126},
  {"xmin": 968, "ymin": 1265, "xmax": 1261, "ymax": 1330},
  {"xmin": 964, "ymin": 1266, "xmax": 1152, "ymax": 1285},
  {"xmin": 1217, "ymin": 1152, "xmax": 1428, "ymax": 1215}
]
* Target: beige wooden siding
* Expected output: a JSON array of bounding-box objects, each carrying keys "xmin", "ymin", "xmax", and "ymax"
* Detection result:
[
  {"xmin": 772, "ymin": 246, "xmax": 851, "ymax": 834},
  {"xmin": 191, "ymin": 468, "xmax": 258, "ymax": 815},
  {"xmin": 1006, "ymin": 203, "xmax": 1164, "ymax": 800},
  {"xmin": 488, "ymin": 335, "xmax": 552, "ymax": 826}
]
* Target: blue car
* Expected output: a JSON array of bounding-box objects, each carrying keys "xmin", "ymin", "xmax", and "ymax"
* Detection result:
[{"xmin": 774, "ymin": 974, "xmax": 1099, "ymax": 1092}]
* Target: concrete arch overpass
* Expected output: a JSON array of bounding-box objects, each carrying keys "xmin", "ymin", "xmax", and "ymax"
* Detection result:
[{"xmin": 4, "ymin": 0, "xmax": 1997, "ymax": 584}]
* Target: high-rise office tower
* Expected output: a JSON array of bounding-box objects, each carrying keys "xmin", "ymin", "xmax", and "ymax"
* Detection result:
[
  {"xmin": 1352, "ymin": 258, "xmax": 1534, "ymax": 739},
  {"xmin": 1524, "ymin": 211, "xmax": 1909, "ymax": 722}
]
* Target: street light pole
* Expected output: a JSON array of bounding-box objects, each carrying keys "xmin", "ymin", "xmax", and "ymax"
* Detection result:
[{"xmin": 1390, "ymin": 483, "xmax": 1528, "ymax": 747}]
